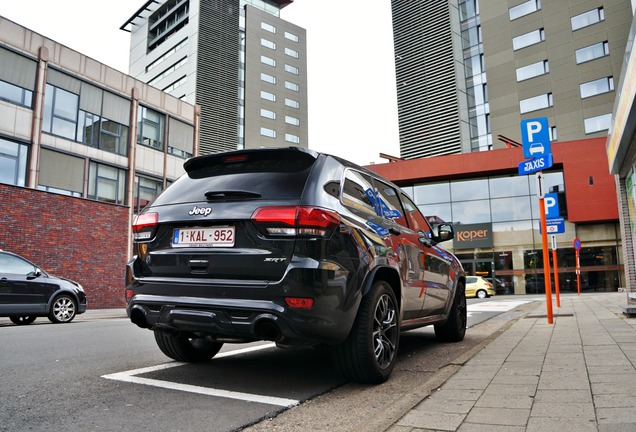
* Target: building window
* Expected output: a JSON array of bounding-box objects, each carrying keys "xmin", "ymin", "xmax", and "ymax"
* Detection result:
[
  {"xmin": 580, "ymin": 77, "xmax": 614, "ymax": 98},
  {"xmin": 77, "ymin": 111, "xmax": 129, "ymax": 156},
  {"xmin": 134, "ymin": 176, "xmax": 163, "ymax": 214},
  {"xmin": 284, "ymin": 31, "xmax": 299, "ymax": 42},
  {"xmin": 516, "ymin": 60, "xmax": 549, "ymax": 81},
  {"xmin": 285, "ymin": 115, "xmax": 299, "ymax": 126},
  {"xmin": 261, "ymin": 73, "xmax": 276, "ymax": 84},
  {"xmin": 584, "ymin": 113, "xmax": 612, "ymax": 134},
  {"xmin": 148, "ymin": 0, "xmax": 190, "ymax": 51},
  {"xmin": 261, "ymin": 108, "xmax": 276, "ymax": 120},
  {"xmin": 575, "ymin": 41, "xmax": 610, "ymax": 64},
  {"xmin": 163, "ymin": 76, "xmax": 187, "ymax": 92},
  {"xmin": 285, "ymin": 98, "xmax": 299, "ymax": 109},
  {"xmin": 512, "ymin": 28, "xmax": 545, "ymax": 50},
  {"xmin": 459, "ymin": 0, "xmax": 479, "ymax": 21},
  {"xmin": 285, "ymin": 133, "xmax": 300, "ymax": 144},
  {"xmin": 146, "ymin": 38, "xmax": 187, "ymax": 73},
  {"xmin": 285, "ymin": 81, "xmax": 299, "ymax": 92},
  {"xmin": 285, "ymin": 64, "xmax": 299, "ymax": 75},
  {"xmin": 260, "ymin": 127, "xmax": 276, "ymax": 138},
  {"xmin": 137, "ymin": 106, "xmax": 165, "ymax": 150},
  {"xmin": 0, "ymin": 80, "xmax": 33, "ymax": 108},
  {"xmin": 88, "ymin": 161, "xmax": 126, "ymax": 205},
  {"xmin": 571, "ymin": 7, "xmax": 604, "ymax": 31},
  {"xmin": 261, "ymin": 22, "xmax": 275, "ymax": 33},
  {"xmin": 0, "ymin": 137, "xmax": 28, "ymax": 187},
  {"xmin": 261, "ymin": 55, "xmax": 276, "ymax": 67},
  {"xmin": 550, "ymin": 126, "xmax": 558, "ymax": 141},
  {"xmin": 148, "ymin": 57, "xmax": 187, "ymax": 86},
  {"xmin": 261, "ymin": 38, "xmax": 276, "ymax": 50},
  {"xmin": 167, "ymin": 117, "xmax": 194, "ymax": 159},
  {"xmin": 0, "ymin": 47, "xmax": 36, "ymax": 108},
  {"xmin": 261, "ymin": 90, "xmax": 276, "ymax": 102},
  {"xmin": 43, "ymin": 84, "xmax": 79, "ymax": 140},
  {"xmin": 38, "ymin": 148, "xmax": 84, "ymax": 197},
  {"xmin": 519, "ymin": 93, "xmax": 553, "ymax": 113},
  {"xmin": 509, "ymin": 0, "xmax": 541, "ymax": 20},
  {"xmin": 284, "ymin": 47, "xmax": 299, "ymax": 58}
]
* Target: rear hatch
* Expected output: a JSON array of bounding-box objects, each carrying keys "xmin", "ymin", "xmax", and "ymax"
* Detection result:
[{"xmin": 132, "ymin": 148, "xmax": 319, "ymax": 282}]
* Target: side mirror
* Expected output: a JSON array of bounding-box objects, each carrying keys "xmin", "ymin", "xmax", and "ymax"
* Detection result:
[{"xmin": 432, "ymin": 223, "xmax": 454, "ymax": 243}]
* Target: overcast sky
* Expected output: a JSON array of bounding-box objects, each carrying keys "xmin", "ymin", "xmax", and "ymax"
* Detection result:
[{"xmin": 0, "ymin": 1, "xmax": 400, "ymax": 166}]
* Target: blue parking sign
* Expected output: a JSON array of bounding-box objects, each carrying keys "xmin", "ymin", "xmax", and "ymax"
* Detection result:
[{"xmin": 521, "ymin": 118, "xmax": 551, "ymax": 159}]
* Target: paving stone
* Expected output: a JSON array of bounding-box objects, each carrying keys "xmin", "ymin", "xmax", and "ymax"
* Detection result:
[
  {"xmin": 534, "ymin": 389, "xmax": 592, "ymax": 403},
  {"xmin": 397, "ymin": 409, "xmax": 466, "ymax": 431},
  {"xmin": 414, "ymin": 398, "xmax": 475, "ymax": 415},
  {"xmin": 594, "ymin": 393, "xmax": 636, "ymax": 408},
  {"xmin": 464, "ymin": 407, "xmax": 529, "ymax": 426},
  {"xmin": 596, "ymin": 407, "xmax": 636, "ymax": 424},
  {"xmin": 474, "ymin": 394, "xmax": 534, "ymax": 410},
  {"xmin": 530, "ymin": 401, "xmax": 595, "ymax": 419}
]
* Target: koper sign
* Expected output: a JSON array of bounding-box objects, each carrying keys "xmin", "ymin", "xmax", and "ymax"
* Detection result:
[{"xmin": 453, "ymin": 223, "xmax": 494, "ymax": 249}]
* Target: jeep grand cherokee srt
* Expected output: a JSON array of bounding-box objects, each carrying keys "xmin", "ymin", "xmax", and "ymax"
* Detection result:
[{"xmin": 125, "ymin": 147, "xmax": 466, "ymax": 384}]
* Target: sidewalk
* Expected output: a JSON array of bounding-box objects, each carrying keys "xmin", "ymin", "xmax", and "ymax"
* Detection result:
[{"xmin": 387, "ymin": 292, "xmax": 636, "ymax": 431}]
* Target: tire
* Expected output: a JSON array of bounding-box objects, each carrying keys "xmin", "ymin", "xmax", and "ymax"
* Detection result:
[
  {"xmin": 333, "ymin": 280, "xmax": 399, "ymax": 384},
  {"xmin": 10, "ymin": 316, "xmax": 36, "ymax": 325},
  {"xmin": 476, "ymin": 289, "xmax": 487, "ymax": 299},
  {"xmin": 48, "ymin": 294, "xmax": 77, "ymax": 323},
  {"xmin": 154, "ymin": 330, "xmax": 223, "ymax": 362},
  {"xmin": 434, "ymin": 281, "xmax": 467, "ymax": 342}
]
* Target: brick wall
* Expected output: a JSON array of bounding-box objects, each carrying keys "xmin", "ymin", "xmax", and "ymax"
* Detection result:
[{"xmin": 0, "ymin": 184, "xmax": 129, "ymax": 309}]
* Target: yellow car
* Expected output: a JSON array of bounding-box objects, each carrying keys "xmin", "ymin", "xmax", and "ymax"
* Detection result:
[{"xmin": 465, "ymin": 276, "xmax": 495, "ymax": 299}]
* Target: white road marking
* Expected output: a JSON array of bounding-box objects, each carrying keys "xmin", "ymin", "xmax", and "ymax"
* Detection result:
[
  {"xmin": 102, "ymin": 343, "xmax": 299, "ymax": 407},
  {"xmin": 468, "ymin": 300, "xmax": 533, "ymax": 313}
]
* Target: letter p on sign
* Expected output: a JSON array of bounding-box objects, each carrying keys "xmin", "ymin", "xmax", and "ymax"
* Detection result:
[
  {"xmin": 544, "ymin": 193, "xmax": 559, "ymax": 219},
  {"xmin": 521, "ymin": 117, "xmax": 551, "ymax": 159}
]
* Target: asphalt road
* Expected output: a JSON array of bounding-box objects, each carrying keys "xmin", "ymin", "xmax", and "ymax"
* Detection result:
[{"xmin": 0, "ymin": 296, "xmax": 540, "ymax": 432}]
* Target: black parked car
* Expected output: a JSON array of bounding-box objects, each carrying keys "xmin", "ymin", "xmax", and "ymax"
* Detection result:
[
  {"xmin": 0, "ymin": 250, "xmax": 87, "ymax": 325},
  {"xmin": 126, "ymin": 147, "xmax": 466, "ymax": 383}
]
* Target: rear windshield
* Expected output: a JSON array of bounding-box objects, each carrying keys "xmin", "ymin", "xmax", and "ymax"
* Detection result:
[{"xmin": 152, "ymin": 149, "xmax": 316, "ymax": 206}]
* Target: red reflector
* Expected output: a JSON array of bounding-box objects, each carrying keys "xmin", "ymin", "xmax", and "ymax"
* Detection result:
[
  {"xmin": 132, "ymin": 212, "xmax": 158, "ymax": 231},
  {"xmin": 285, "ymin": 297, "xmax": 314, "ymax": 309},
  {"xmin": 125, "ymin": 289, "xmax": 133, "ymax": 301}
]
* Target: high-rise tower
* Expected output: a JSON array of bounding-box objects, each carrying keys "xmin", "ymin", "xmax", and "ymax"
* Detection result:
[
  {"xmin": 122, "ymin": 0, "xmax": 307, "ymax": 154},
  {"xmin": 390, "ymin": 0, "xmax": 632, "ymax": 159}
]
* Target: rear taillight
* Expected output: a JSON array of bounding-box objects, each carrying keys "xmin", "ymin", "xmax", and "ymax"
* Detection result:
[
  {"xmin": 132, "ymin": 212, "xmax": 158, "ymax": 241},
  {"xmin": 251, "ymin": 206, "xmax": 340, "ymax": 238}
]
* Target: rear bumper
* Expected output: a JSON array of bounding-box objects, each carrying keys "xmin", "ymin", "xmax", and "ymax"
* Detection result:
[
  {"xmin": 127, "ymin": 293, "xmax": 353, "ymax": 346},
  {"xmin": 125, "ymin": 258, "xmax": 360, "ymax": 346}
]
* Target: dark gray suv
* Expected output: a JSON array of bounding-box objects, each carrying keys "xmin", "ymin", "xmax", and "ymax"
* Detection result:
[{"xmin": 126, "ymin": 147, "xmax": 466, "ymax": 383}]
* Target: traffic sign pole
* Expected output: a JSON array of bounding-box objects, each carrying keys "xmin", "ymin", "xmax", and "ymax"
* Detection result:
[
  {"xmin": 574, "ymin": 238, "xmax": 582, "ymax": 295},
  {"xmin": 551, "ymin": 234, "xmax": 560, "ymax": 308},
  {"xmin": 538, "ymin": 194, "xmax": 554, "ymax": 324}
]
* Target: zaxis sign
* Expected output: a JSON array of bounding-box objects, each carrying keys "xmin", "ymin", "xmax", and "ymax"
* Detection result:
[{"xmin": 518, "ymin": 117, "xmax": 553, "ymax": 175}]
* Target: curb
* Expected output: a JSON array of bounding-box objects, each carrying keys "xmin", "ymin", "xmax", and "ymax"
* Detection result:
[{"xmin": 368, "ymin": 301, "xmax": 544, "ymax": 432}]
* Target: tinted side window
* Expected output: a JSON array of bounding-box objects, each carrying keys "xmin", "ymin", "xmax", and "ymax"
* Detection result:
[
  {"xmin": 373, "ymin": 179, "xmax": 408, "ymax": 227},
  {"xmin": 401, "ymin": 193, "xmax": 431, "ymax": 234},
  {"xmin": 341, "ymin": 170, "xmax": 376, "ymax": 216}
]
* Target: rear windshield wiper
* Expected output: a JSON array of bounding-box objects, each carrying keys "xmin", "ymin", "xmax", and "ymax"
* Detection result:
[{"xmin": 204, "ymin": 190, "xmax": 262, "ymax": 202}]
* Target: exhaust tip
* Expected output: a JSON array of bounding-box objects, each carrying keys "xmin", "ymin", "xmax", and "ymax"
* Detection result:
[
  {"xmin": 254, "ymin": 319, "xmax": 282, "ymax": 341},
  {"xmin": 130, "ymin": 306, "xmax": 149, "ymax": 329}
]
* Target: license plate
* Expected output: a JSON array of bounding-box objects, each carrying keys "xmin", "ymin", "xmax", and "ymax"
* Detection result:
[{"xmin": 172, "ymin": 227, "xmax": 235, "ymax": 248}]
